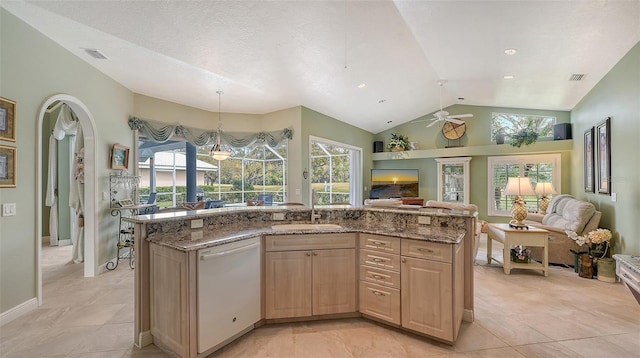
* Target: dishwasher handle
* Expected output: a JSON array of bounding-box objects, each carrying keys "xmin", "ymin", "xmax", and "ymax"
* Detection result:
[{"xmin": 200, "ymin": 242, "xmax": 260, "ymax": 260}]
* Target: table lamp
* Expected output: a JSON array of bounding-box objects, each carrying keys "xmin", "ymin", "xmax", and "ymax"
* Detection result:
[
  {"xmin": 535, "ymin": 182, "xmax": 557, "ymax": 215},
  {"xmin": 504, "ymin": 177, "xmax": 535, "ymax": 228}
]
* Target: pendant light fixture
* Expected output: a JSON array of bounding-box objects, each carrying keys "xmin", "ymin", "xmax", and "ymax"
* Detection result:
[{"xmin": 210, "ymin": 90, "xmax": 232, "ymax": 161}]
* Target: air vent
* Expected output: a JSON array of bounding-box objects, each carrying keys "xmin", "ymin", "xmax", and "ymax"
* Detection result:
[
  {"xmin": 569, "ymin": 74, "xmax": 585, "ymax": 81},
  {"xmin": 83, "ymin": 48, "xmax": 109, "ymax": 60}
]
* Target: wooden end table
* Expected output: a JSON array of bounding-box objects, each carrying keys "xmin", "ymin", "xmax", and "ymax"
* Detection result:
[{"xmin": 486, "ymin": 223, "xmax": 549, "ymax": 276}]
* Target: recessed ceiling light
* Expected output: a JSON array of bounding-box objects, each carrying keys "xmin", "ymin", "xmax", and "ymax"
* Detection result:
[
  {"xmin": 387, "ymin": 120, "xmax": 393, "ymax": 124},
  {"xmin": 504, "ymin": 48, "xmax": 517, "ymax": 55},
  {"xmin": 357, "ymin": 83, "xmax": 366, "ymax": 89},
  {"xmin": 378, "ymin": 99, "xmax": 386, "ymax": 103},
  {"xmin": 503, "ymin": 75, "xmax": 515, "ymax": 79}
]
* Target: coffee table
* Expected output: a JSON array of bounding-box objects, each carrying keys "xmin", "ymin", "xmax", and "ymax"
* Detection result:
[{"xmin": 486, "ymin": 223, "xmax": 549, "ymax": 276}]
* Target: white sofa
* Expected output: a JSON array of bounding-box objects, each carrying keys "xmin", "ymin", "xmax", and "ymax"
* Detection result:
[{"xmin": 523, "ymin": 194, "xmax": 601, "ymax": 266}]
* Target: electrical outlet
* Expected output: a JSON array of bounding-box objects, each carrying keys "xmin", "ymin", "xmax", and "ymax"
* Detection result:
[
  {"xmin": 611, "ymin": 193, "xmax": 617, "ymax": 202},
  {"xmin": 191, "ymin": 219, "xmax": 204, "ymax": 229},
  {"xmin": 272, "ymin": 212, "xmax": 285, "ymax": 221},
  {"xmin": 103, "ymin": 191, "xmax": 109, "ymax": 201},
  {"xmin": 2, "ymin": 203, "xmax": 16, "ymax": 216},
  {"xmin": 191, "ymin": 231, "xmax": 204, "ymax": 241},
  {"xmin": 418, "ymin": 216, "xmax": 431, "ymax": 225}
]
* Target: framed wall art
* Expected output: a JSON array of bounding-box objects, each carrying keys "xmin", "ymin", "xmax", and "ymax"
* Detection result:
[
  {"xmin": 0, "ymin": 145, "xmax": 17, "ymax": 187},
  {"xmin": 0, "ymin": 97, "xmax": 16, "ymax": 142},
  {"xmin": 584, "ymin": 127, "xmax": 595, "ymax": 192},
  {"xmin": 110, "ymin": 143, "xmax": 130, "ymax": 170},
  {"xmin": 596, "ymin": 117, "xmax": 611, "ymax": 194}
]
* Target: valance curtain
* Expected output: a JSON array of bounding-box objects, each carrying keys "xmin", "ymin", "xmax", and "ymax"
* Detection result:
[{"xmin": 128, "ymin": 117, "xmax": 293, "ymax": 148}]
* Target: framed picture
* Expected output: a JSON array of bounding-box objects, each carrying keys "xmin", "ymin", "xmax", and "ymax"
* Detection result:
[
  {"xmin": 584, "ymin": 127, "xmax": 595, "ymax": 192},
  {"xmin": 110, "ymin": 143, "xmax": 130, "ymax": 170},
  {"xmin": 0, "ymin": 97, "xmax": 17, "ymax": 142},
  {"xmin": 0, "ymin": 145, "xmax": 17, "ymax": 187},
  {"xmin": 596, "ymin": 117, "xmax": 611, "ymax": 194}
]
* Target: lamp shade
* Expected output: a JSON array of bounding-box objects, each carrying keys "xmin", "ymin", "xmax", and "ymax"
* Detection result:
[
  {"xmin": 535, "ymin": 182, "xmax": 557, "ymax": 196},
  {"xmin": 504, "ymin": 177, "xmax": 535, "ymax": 196}
]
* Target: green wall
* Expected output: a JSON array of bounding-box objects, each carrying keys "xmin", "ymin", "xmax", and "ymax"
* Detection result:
[
  {"xmin": 0, "ymin": 9, "xmax": 134, "ymax": 313},
  {"xmin": 301, "ymin": 107, "xmax": 375, "ymax": 203},
  {"xmin": 374, "ymin": 104, "xmax": 572, "ymax": 222},
  {"xmin": 570, "ymin": 41, "xmax": 640, "ymax": 255}
]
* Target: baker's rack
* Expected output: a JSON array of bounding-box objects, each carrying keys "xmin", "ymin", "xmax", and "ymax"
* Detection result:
[{"xmin": 107, "ymin": 171, "xmax": 144, "ymax": 270}]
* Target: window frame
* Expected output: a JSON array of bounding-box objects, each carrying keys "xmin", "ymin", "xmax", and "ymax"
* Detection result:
[
  {"xmin": 487, "ymin": 154, "xmax": 561, "ymax": 217},
  {"xmin": 308, "ymin": 135, "xmax": 362, "ymax": 206}
]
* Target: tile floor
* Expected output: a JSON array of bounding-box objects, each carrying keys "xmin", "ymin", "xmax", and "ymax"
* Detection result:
[{"xmin": 1, "ymin": 235, "xmax": 639, "ymax": 357}]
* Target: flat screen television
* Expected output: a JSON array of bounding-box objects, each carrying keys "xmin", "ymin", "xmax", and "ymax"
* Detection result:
[{"xmin": 370, "ymin": 169, "xmax": 419, "ymax": 199}]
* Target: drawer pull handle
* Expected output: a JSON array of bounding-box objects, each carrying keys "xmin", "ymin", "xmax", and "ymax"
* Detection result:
[
  {"xmin": 372, "ymin": 290, "xmax": 386, "ymax": 296},
  {"xmin": 371, "ymin": 241, "xmax": 387, "ymax": 246},
  {"xmin": 417, "ymin": 248, "xmax": 434, "ymax": 253},
  {"xmin": 371, "ymin": 258, "xmax": 386, "ymax": 263},
  {"xmin": 371, "ymin": 274, "xmax": 387, "ymax": 280},
  {"xmin": 622, "ymin": 273, "xmax": 638, "ymax": 284}
]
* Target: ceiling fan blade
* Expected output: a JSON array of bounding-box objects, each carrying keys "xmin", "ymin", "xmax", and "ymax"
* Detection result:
[
  {"xmin": 447, "ymin": 118, "xmax": 465, "ymax": 125},
  {"xmin": 447, "ymin": 113, "xmax": 473, "ymax": 119},
  {"xmin": 426, "ymin": 119, "xmax": 441, "ymax": 128}
]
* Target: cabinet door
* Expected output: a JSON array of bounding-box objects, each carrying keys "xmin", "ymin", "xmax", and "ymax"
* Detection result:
[
  {"xmin": 401, "ymin": 256, "xmax": 453, "ymax": 341},
  {"xmin": 313, "ymin": 249, "xmax": 356, "ymax": 315},
  {"xmin": 264, "ymin": 251, "xmax": 312, "ymax": 319}
]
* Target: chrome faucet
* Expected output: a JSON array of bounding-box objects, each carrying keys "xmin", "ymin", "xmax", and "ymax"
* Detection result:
[{"xmin": 311, "ymin": 188, "xmax": 320, "ymax": 223}]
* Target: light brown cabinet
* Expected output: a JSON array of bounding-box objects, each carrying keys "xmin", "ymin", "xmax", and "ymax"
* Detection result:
[
  {"xmin": 358, "ymin": 234, "xmax": 401, "ymax": 325},
  {"xmin": 401, "ymin": 239, "xmax": 464, "ymax": 342},
  {"xmin": 359, "ymin": 234, "xmax": 464, "ymax": 343},
  {"xmin": 264, "ymin": 233, "xmax": 357, "ymax": 319}
]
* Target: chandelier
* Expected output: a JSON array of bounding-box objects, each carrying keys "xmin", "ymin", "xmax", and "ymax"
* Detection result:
[{"xmin": 210, "ymin": 90, "xmax": 232, "ymax": 161}]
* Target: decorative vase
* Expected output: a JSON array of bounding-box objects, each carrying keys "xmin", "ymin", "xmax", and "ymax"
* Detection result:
[
  {"xmin": 578, "ymin": 253, "xmax": 594, "ymax": 279},
  {"xmin": 596, "ymin": 258, "xmax": 616, "ymax": 282},
  {"xmin": 495, "ymin": 132, "xmax": 505, "ymax": 145}
]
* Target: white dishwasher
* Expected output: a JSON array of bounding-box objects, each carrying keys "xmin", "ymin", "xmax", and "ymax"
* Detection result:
[{"xmin": 197, "ymin": 237, "xmax": 261, "ymax": 353}]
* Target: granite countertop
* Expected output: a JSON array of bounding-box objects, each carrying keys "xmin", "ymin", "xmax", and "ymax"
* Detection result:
[
  {"xmin": 149, "ymin": 222, "xmax": 466, "ymax": 252},
  {"xmin": 127, "ymin": 205, "xmax": 476, "ymax": 224},
  {"xmin": 613, "ymin": 254, "xmax": 640, "ymax": 275}
]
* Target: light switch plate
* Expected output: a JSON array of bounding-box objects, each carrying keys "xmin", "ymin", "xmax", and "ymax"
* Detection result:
[
  {"xmin": 2, "ymin": 203, "xmax": 16, "ymax": 216},
  {"xmin": 272, "ymin": 212, "xmax": 285, "ymax": 221},
  {"xmin": 611, "ymin": 193, "xmax": 617, "ymax": 202},
  {"xmin": 191, "ymin": 231, "xmax": 204, "ymax": 241}
]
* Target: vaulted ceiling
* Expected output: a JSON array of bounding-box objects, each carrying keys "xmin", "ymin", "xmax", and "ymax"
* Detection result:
[{"xmin": 3, "ymin": 1, "xmax": 639, "ymax": 133}]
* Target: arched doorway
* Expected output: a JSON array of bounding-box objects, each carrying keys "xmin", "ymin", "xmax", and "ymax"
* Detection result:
[{"xmin": 36, "ymin": 94, "xmax": 99, "ymax": 305}]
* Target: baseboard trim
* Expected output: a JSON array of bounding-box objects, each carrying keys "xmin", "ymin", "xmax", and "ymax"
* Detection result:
[
  {"xmin": 0, "ymin": 298, "xmax": 38, "ymax": 327},
  {"xmin": 137, "ymin": 330, "xmax": 153, "ymax": 348},
  {"xmin": 463, "ymin": 309, "xmax": 474, "ymax": 323},
  {"xmin": 58, "ymin": 239, "xmax": 72, "ymax": 246}
]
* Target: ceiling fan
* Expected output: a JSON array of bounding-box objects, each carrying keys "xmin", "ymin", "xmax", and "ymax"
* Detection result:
[{"xmin": 414, "ymin": 80, "xmax": 473, "ymax": 128}]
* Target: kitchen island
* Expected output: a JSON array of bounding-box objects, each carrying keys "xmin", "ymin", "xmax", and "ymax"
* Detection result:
[{"xmin": 127, "ymin": 205, "xmax": 477, "ymax": 357}]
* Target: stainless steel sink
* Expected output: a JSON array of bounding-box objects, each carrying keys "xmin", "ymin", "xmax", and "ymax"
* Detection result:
[{"xmin": 271, "ymin": 224, "xmax": 343, "ymax": 231}]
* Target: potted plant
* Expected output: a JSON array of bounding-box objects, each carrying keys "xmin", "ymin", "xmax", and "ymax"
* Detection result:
[
  {"xmin": 387, "ymin": 133, "xmax": 411, "ymax": 152},
  {"xmin": 510, "ymin": 245, "xmax": 531, "ymax": 263},
  {"xmin": 510, "ymin": 128, "xmax": 539, "ymax": 147}
]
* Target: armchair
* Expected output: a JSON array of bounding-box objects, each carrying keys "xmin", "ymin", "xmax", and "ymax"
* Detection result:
[{"xmin": 523, "ymin": 194, "xmax": 601, "ymax": 266}]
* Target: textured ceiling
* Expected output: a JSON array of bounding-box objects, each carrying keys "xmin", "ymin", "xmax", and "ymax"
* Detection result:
[{"xmin": 3, "ymin": 0, "xmax": 639, "ymax": 133}]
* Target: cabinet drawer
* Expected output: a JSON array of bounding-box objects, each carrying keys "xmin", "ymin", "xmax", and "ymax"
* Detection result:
[
  {"xmin": 359, "ymin": 249, "xmax": 400, "ymax": 271},
  {"xmin": 265, "ymin": 233, "xmax": 356, "ymax": 251},
  {"xmin": 359, "ymin": 281, "xmax": 400, "ymax": 325},
  {"xmin": 359, "ymin": 265, "xmax": 400, "ymax": 289},
  {"xmin": 359, "ymin": 234, "xmax": 400, "ymax": 254},
  {"xmin": 401, "ymin": 239, "xmax": 452, "ymax": 263}
]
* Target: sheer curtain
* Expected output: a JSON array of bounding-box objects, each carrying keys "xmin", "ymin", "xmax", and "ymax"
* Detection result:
[{"xmin": 45, "ymin": 104, "xmax": 85, "ymax": 262}]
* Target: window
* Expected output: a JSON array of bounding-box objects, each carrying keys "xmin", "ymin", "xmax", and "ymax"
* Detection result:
[
  {"xmin": 309, "ymin": 136, "xmax": 362, "ymax": 205},
  {"xmin": 206, "ymin": 143, "xmax": 287, "ymax": 205},
  {"xmin": 488, "ymin": 154, "xmax": 561, "ymax": 216},
  {"xmin": 491, "ymin": 112, "xmax": 556, "ymax": 141},
  {"xmin": 137, "ymin": 137, "xmax": 287, "ymax": 207}
]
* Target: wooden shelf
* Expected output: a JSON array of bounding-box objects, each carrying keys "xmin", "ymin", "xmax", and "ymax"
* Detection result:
[{"xmin": 372, "ymin": 140, "xmax": 573, "ymax": 161}]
